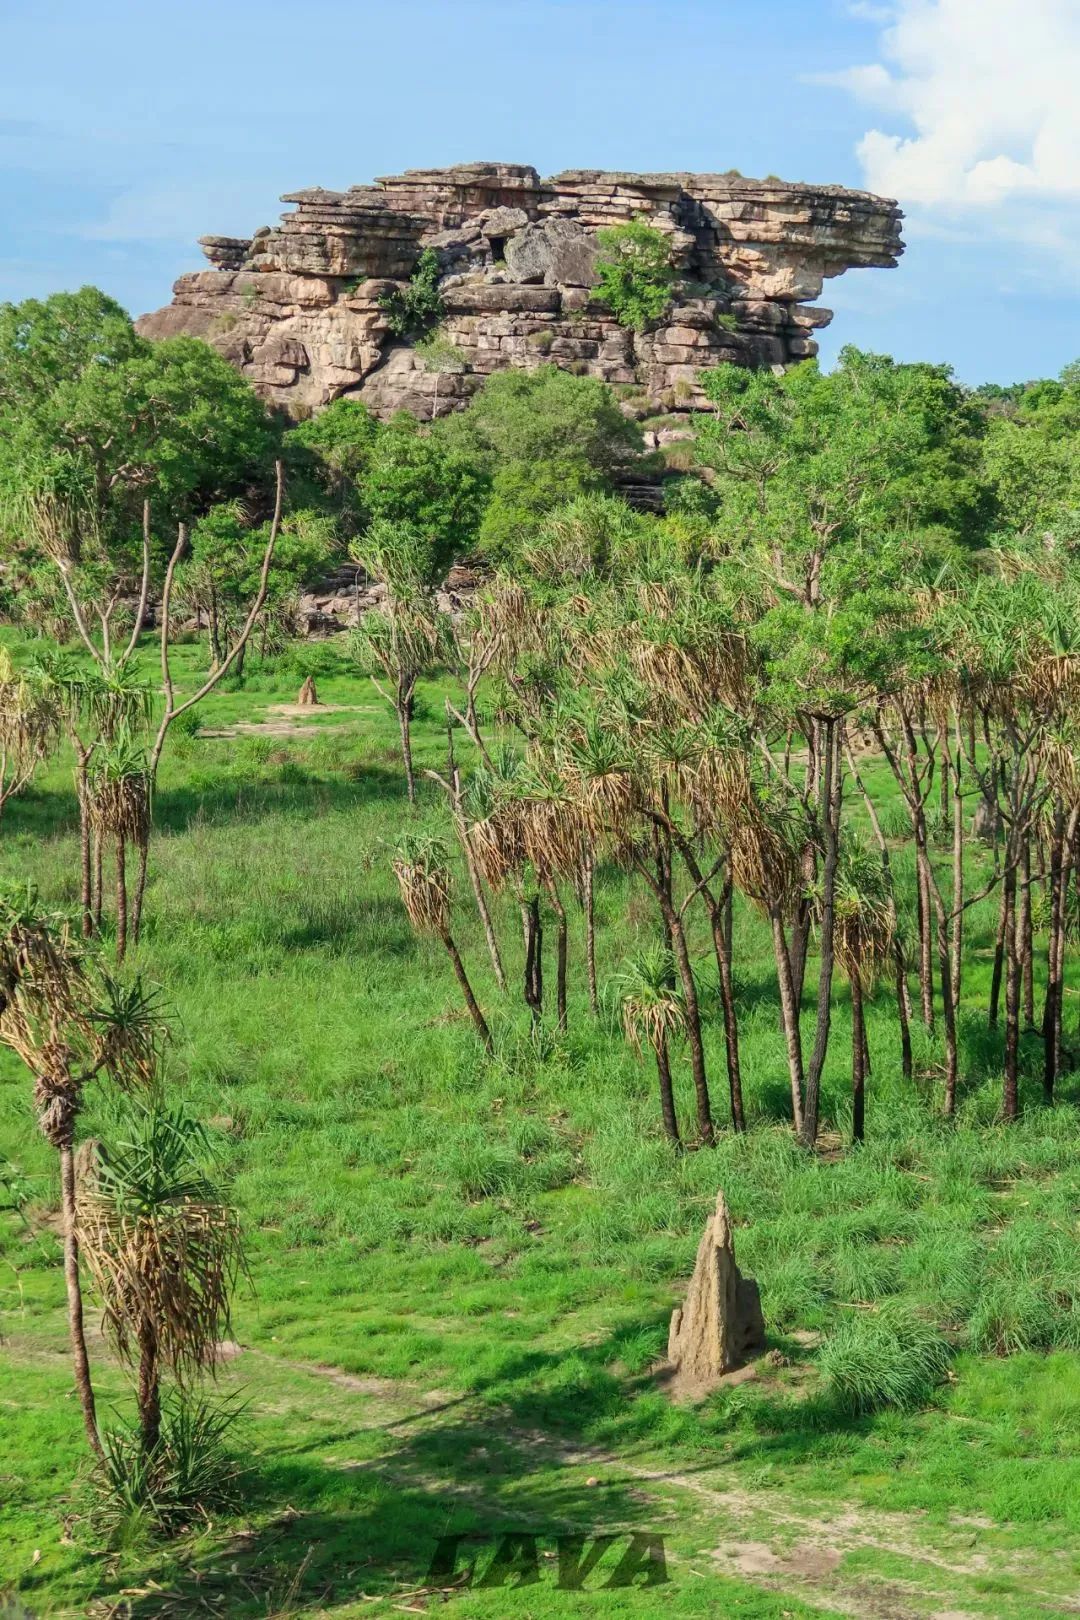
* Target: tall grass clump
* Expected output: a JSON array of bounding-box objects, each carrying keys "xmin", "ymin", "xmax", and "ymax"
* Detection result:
[
  {"xmin": 818, "ymin": 1305, "xmax": 952, "ymax": 1414},
  {"xmin": 87, "ymin": 1393, "xmax": 245, "ymax": 1543}
]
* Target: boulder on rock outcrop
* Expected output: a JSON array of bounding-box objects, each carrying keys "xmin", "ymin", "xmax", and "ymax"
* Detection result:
[{"xmin": 663, "ymin": 1189, "xmax": 765, "ymax": 1401}]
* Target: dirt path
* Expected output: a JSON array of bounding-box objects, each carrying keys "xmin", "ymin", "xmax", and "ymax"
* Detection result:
[
  {"xmin": 6, "ymin": 1329, "xmax": 1076, "ymax": 1618},
  {"xmin": 249, "ymin": 1346, "xmax": 1079, "ymax": 1620}
]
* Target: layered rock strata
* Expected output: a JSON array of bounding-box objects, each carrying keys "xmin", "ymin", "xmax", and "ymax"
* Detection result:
[{"xmin": 138, "ymin": 163, "xmax": 903, "ymax": 421}]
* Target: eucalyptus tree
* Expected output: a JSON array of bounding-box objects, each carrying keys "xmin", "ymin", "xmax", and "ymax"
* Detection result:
[
  {"xmin": 0, "ymin": 291, "xmax": 277, "ymax": 663},
  {"xmin": 0, "ymin": 894, "xmax": 165, "ymax": 1454},
  {"xmin": 696, "ymin": 349, "xmax": 984, "ymax": 1010}
]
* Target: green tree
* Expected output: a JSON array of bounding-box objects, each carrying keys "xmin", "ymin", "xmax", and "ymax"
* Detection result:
[
  {"xmin": 441, "ymin": 367, "xmax": 643, "ymax": 557},
  {"xmin": 593, "ymin": 218, "xmax": 675, "ymax": 332}
]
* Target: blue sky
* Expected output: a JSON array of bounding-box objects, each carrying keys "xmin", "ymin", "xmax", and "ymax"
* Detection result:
[{"xmin": 1, "ymin": 0, "xmax": 1077, "ymax": 385}]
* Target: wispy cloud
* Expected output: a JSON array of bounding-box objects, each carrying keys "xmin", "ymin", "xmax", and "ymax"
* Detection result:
[
  {"xmin": 818, "ymin": 0, "xmax": 1080, "ymax": 297},
  {"xmin": 823, "ymin": 0, "xmax": 1080, "ymax": 207}
]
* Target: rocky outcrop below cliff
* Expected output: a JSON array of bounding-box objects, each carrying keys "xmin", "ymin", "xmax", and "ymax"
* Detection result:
[{"xmin": 137, "ymin": 162, "xmax": 903, "ymax": 421}]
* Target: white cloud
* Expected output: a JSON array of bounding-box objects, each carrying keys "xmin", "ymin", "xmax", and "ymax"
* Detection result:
[{"xmin": 828, "ymin": 0, "xmax": 1080, "ymax": 208}]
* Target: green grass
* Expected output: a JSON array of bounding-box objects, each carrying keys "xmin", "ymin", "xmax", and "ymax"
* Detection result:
[{"xmin": 4, "ymin": 636, "xmax": 1080, "ymax": 1617}]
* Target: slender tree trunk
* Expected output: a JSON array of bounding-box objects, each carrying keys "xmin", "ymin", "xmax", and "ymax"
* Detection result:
[
  {"xmin": 790, "ymin": 719, "xmax": 818, "ymax": 1009},
  {"xmin": 459, "ymin": 821, "xmax": 506, "ymax": 992},
  {"xmin": 923, "ymin": 862, "xmax": 959, "ymax": 1116},
  {"xmin": 894, "ymin": 951, "xmax": 914, "ymax": 1083},
  {"xmin": 522, "ymin": 896, "xmax": 543, "ymax": 1027},
  {"xmin": 669, "ymin": 910, "xmax": 712, "ymax": 1145},
  {"xmin": 115, "ymin": 833, "xmax": 128, "ymax": 964},
  {"xmin": 949, "ymin": 719, "xmax": 964, "ymax": 1013},
  {"xmin": 844, "ymin": 737, "xmax": 912, "ymax": 1083},
  {"xmin": 582, "ymin": 851, "xmax": 599, "ymax": 1016},
  {"xmin": 76, "ymin": 753, "xmax": 93, "ymax": 940},
  {"xmin": 1043, "ymin": 810, "xmax": 1063, "ymax": 1101},
  {"xmin": 131, "ymin": 833, "xmax": 149, "ymax": 947},
  {"xmin": 1020, "ymin": 835, "xmax": 1035, "ymax": 1029},
  {"xmin": 398, "ymin": 692, "xmax": 416, "ymax": 805},
  {"xmin": 544, "ymin": 878, "xmax": 568, "ymax": 1034},
  {"xmin": 989, "ymin": 877, "xmax": 1010, "ymax": 1029},
  {"xmin": 654, "ymin": 1035, "xmax": 681, "ymax": 1146},
  {"xmin": 916, "ymin": 853, "xmax": 935, "ymax": 1028},
  {"xmin": 442, "ymin": 932, "xmax": 493, "ymax": 1054},
  {"xmin": 92, "ymin": 831, "xmax": 104, "ymax": 935},
  {"xmin": 802, "ymin": 717, "xmax": 841, "ymax": 1148},
  {"xmin": 771, "ymin": 907, "xmax": 805, "ymax": 1134},
  {"xmin": 60, "ymin": 1143, "xmax": 102, "ymax": 1457},
  {"xmin": 1003, "ymin": 855, "xmax": 1021, "ymax": 1120},
  {"xmin": 851, "ymin": 969, "xmax": 866, "ymax": 1144},
  {"xmin": 636, "ymin": 857, "xmax": 713, "ymax": 1145},
  {"xmin": 709, "ymin": 887, "xmax": 745, "ymax": 1133},
  {"xmin": 137, "ymin": 1316, "xmax": 161, "ymax": 1455},
  {"xmin": 655, "ymin": 821, "xmax": 674, "ymax": 951}
]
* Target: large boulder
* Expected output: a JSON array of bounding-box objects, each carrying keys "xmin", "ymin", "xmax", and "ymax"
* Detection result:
[{"xmin": 504, "ymin": 216, "xmax": 600, "ymax": 287}]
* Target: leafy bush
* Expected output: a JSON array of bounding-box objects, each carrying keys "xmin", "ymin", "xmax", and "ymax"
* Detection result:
[
  {"xmin": 88, "ymin": 1394, "xmax": 245, "ymax": 1542},
  {"xmin": 593, "ymin": 219, "xmax": 675, "ymax": 332},
  {"xmin": 818, "ymin": 1305, "xmax": 951, "ymax": 1413},
  {"xmin": 380, "ymin": 248, "xmax": 445, "ymax": 340}
]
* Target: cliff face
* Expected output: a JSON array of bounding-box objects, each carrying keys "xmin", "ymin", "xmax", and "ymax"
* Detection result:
[{"xmin": 137, "ymin": 162, "xmax": 903, "ymax": 421}]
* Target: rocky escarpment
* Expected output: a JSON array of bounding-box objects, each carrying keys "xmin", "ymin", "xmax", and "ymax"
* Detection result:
[{"xmin": 137, "ymin": 162, "xmax": 903, "ymax": 421}]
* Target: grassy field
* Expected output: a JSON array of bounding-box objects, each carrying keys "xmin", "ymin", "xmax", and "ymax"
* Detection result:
[{"xmin": 3, "ymin": 638, "xmax": 1080, "ymax": 1619}]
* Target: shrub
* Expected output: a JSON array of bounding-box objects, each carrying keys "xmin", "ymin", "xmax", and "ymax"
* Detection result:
[
  {"xmin": 87, "ymin": 1394, "xmax": 245, "ymax": 1542},
  {"xmin": 592, "ymin": 219, "xmax": 675, "ymax": 333},
  {"xmin": 380, "ymin": 248, "xmax": 445, "ymax": 340},
  {"xmin": 818, "ymin": 1305, "xmax": 951, "ymax": 1413}
]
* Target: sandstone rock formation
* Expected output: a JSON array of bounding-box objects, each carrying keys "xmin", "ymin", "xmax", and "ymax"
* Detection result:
[
  {"xmin": 665, "ymin": 1189, "xmax": 765, "ymax": 1400},
  {"xmin": 138, "ymin": 163, "xmax": 903, "ymax": 422}
]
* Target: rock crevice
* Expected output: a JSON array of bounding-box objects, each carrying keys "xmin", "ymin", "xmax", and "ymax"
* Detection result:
[{"xmin": 137, "ymin": 162, "xmax": 903, "ymax": 420}]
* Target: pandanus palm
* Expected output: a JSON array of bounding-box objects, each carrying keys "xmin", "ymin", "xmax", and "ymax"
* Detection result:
[
  {"xmin": 89, "ymin": 735, "xmax": 151, "ymax": 962},
  {"xmin": 77, "ymin": 1101, "xmax": 244, "ymax": 1456},
  {"xmin": 617, "ymin": 945, "xmax": 686, "ymax": 1145},
  {"xmin": 0, "ymin": 895, "xmax": 165, "ymax": 1454},
  {"xmin": 0, "ymin": 649, "xmax": 60, "ymax": 825},
  {"xmin": 393, "ymin": 835, "xmax": 493, "ymax": 1054}
]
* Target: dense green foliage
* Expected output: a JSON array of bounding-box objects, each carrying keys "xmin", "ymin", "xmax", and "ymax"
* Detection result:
[
  {"xmin": 378, "ymin": 247, "xmax": 445, "ymax": 340},
  {"xmin": 593, "ymin": 219, "xmax": 676, "ymax": 332},
  {"xmin": 440, "ymin": 365, "xmax": 645, "ymax": 555}
]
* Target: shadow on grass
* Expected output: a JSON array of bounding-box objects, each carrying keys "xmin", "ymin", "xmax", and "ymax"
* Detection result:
[
  {"xmin": 2, "ymin": 763, "xmax": 417, "ymax": 851},
  {"xmin": 47, "ymin": 1325, "xmax": 886, "ymax": 1618}
]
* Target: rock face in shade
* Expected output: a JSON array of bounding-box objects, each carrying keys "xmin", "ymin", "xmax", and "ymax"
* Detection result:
[
  {"xmin": 137, "ymin": 162, "xmax": 903, "ymax": 422},
  {"xmin": 665, "ymin": 1189, "xmax": 766, "ymax": 1400}
]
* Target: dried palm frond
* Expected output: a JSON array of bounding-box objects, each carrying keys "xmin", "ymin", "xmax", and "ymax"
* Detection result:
[
  {"xmin": 0, "ymin": 650, "xmax": 60, "ymax": 803},
  {"xmin": 0, "ymin": 895, "xmax": 168, "ymax": 1143},
  {"xmin": 615, "ymin": 945, "xmax": 686, "ymax": 1055},
  {"xmin": 78, "ymin": 1102, "xmax": 243, "ymax": 1382},
  {"xmin": 518, "ymin": 767, "xmax": 586, "ymax": 879},
  {"xmin": 831, "ymin": 841, "xmax": 894, "ymax": 990},
  {"xmin": 392, "ymin": 835, "xmax": 452, "ymax": 936},
  {"xmin": 89, "ymin": 737, "xmax": 150, "ymax": 843}
]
